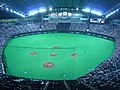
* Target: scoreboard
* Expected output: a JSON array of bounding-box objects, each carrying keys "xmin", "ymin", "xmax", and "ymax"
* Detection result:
[
  {"xmin": 42, "ymin": 8, "xmax": 105, "ymax": 24},
  {"xmin": 42, "ymin": 9, "xmax": 89, "ymax": 23}
]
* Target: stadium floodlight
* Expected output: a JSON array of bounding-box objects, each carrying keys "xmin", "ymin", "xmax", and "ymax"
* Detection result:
[
  {"xmin": 49, "ymin": 7, "xmax": 52, "ymax": 11},
  {"xmin": 91, "ymin": 10, "xmax": 102, "ymax": 16},
  {"xmin": 13, "ymin": 10, "xmax": 25, "ymax": 18},
  {"xmin": 5, "ymin": 7, "xmax": 9, "ymax": 11},
  {"xmin": 0, "ymin": 5, "xmax": 3, "ymax": 7},
  {"xmin": 105, "ymin": 14, "xmax": 109, "ymax": 18},
  {"xmin": 17, "ymin": 12, "xmax": 25, "ymax": 18},
  {"xmin": 29, "ymin": 10, "xmax": 38, "ymax": 16},
  {"xmin": 82, "ymin": 8, "xmax": 102, "ymax": 16},
  {"xmin": 96, "ymin": 12, "xmax": 102, "ymax": 16},
  {"xmin": 106, "ymin": 9, "xmax": 119, "ymax": 18},
  {"xmin": 0, "ymin": 4, "xmax": 5, "ymax": 8},
  {"xmin": 10, "ymin": 9, "xmax": 13, "ymax": 13},
  {"xmin": 19, "ymin": 14, "xmax": 25, "ymax": 18},
  {"xmin": 13, "ymin": 10, "xmax": 17, "ymax": 14},
  {"xmin": 0, "ymin": 3, "xmax": 25, "ymax": 18},
  {"xmin": 82, "ymin": 8, "xmax": 90, "ymax": 12},
  {"xmin": 39, "ymin": 8, "xmax": 46, "ymax": 13}
]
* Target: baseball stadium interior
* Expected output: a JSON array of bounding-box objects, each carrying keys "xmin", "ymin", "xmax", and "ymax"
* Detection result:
[{"xmin": 0, "ymin": 0, "xmax": 120, "ymax": 90}]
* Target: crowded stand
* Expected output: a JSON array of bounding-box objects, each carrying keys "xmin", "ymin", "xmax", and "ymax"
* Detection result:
[
  {"xmin": 77, "ymin": 23, "xmax": 120, "ymax": 89},
  {"xmin": 0, "ymin": 20, "xmax": 120, "ymax": 89},
  {"xmin": 69, "ymin": 23, "xmax": 88, "ymax": 31}
]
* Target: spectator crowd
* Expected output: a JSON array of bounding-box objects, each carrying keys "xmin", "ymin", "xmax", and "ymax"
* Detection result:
[{"xmin": 0, "ymin": 20, "xmax": 120, "ymax": 89}]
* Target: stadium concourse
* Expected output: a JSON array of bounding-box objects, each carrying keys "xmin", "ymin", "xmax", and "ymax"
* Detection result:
[{"xmin": 0, "ymin": 20, "xmax": 120, "ymax": 90}]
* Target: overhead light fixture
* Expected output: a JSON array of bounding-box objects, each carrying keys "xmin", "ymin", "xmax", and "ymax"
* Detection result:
[
  {"xmin": 16, "ymin": 13, "xmax": 25, "ymax": 18},
  {"xmin": 82, "ymin": 8, "xmax": 90, "ymax": 12},
  {"xmin": 82, "ymin": 8, "xmax": 102, "ymax": 16},
  {"xmin": 18, "ymin": 13, "xmax": 26, "ymax": 18},
  {"xmin": 10, "ymin": 9, "xmax": 13, "ymax": 13},
  {"xmin": 96, "ymin": 12, "xmax": 102, "ymax": 16},
  {"xmin": 0, "ymin": 5, "xmax": 3, "ymax": 8},
  {"xmin": 5, "ymin": 7, "xmax": 9, "ymax": 11},
  {"xmin": 106, "ymin": 9, "xmax": 119, "ymax": 18},
  {"xmin": 39, "ymin": 8, "xmax": 46, "ymax": 13},
  {"xmin": 16, "ymin": 12, "xmax": 25, "ymax": 17},
  {"xmin": 28, "ymin": 8, "xmax": 46, "ymax": 16},
  {"xmin": 13, "ymin": 10, "xmax": 25, "ymax": 18},
  {"xmin": 0, "ymin": 4, "xmax": 5, "ymax": 8},
  {"xmin": 91, "ymin": 10, "xmax": 102, "ymax": 16},
  {"xmin": 49, "ymin": 7, "xmax": 52, "ymax": 11},
  {"xmin": 29, "ymin": 10, "xmax": 38, "ymax": 16},
  {"xmin": 0, "ymin": 3, "xmax": 25, "ymax": 18},
  {"xmin": 13, "ymin": 11, "xmax": 17, "ymax": 14}
]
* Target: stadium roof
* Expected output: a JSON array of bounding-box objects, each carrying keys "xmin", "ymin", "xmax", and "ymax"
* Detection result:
[{"xmin": 0, "ymin": 0, "xmax": 120, "ymax": 19}]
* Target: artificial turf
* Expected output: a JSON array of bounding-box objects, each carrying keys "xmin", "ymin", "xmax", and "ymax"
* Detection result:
[{"xmin": 4, "ymin": 33, "xmax": 115, "ymax": 80}]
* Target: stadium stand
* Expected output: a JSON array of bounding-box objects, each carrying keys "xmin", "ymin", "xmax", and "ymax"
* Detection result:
[
  {"xmin": 0, "ymin": 20, "xmax": 120, "ymax": 89},
  {"xmin": 69, "ymin": 23, "xmax": 88, "ymax": 31}
]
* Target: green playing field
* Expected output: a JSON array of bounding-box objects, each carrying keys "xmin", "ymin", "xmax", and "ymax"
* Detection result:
[{"xmin": 4, "ymin": 33, "xmax": 115, "ymax": 80}]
